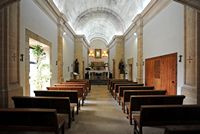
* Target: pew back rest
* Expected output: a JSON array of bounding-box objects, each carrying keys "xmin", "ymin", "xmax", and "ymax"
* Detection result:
[
  {"xmin": 34, "ymin": 90, "xmax": 78, "ymax": 103},
  {"xmin": 108, "ymin": 79, "xmax": 129, "ymax": 88},
  {"xmin": 47, "ymin": 87, "xmax": 84, "ymax": 98},
  {"xmin": 115, "ymin": 83, "xmax": 144, "ymax": 93},
  {"xmin": 110, "ymin": 80, "xmax": 131, "ymax": 90},
  {"xmin": 0, "ymin": 108, "xmax": 60, "ymax": 131},
  {"xmin": 120, "ymin": 86, "xmax": 154, "ymax": 97},
  {"xmin": 12, "ymin": 96, "xmax": 71, "ymax": 114},
  {"xmin": 123, "ymin": 90, "xmax": 167, "ymax": 103},
  {"xmin": 140, "ymin": 105, "xmax": 200, "ymax": 126},
  {"xmin": 130, "ymin": 95, "xmax": 185, "ymax": 111}
]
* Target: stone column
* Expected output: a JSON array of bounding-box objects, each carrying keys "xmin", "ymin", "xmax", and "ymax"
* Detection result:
[
  {"xmin": 0, "ymin": 1, "xmax": 23, "ymax": 108},
  {"xmin": 74, "ymin": 36, "xmax": 84, "ymax": 79},
  {"xmin": 57, "ymin": 24, "xmax": 64, "ymax": 82},
  {"xmin": 181, "ymin": 6, "xmax": 197, "ymax": 104},
  {"xmin": 114, "ymin": 36, "xmax": 124, "ymax": 79},
  {"xmin": 136, "ymin": 15, "xmax": 143, "ymax": 84}
]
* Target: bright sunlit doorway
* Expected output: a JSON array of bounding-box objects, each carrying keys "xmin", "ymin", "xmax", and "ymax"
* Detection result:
[
  {"xmin": 25, "ymin": 29, "xmax": 52, "ymax": 96},
  {"xmin": 29, "ymin": 38, "xmax": 51, "ymax": 96}
]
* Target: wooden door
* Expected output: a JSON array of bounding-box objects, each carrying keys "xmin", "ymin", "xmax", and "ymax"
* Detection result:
[
  {"xmin": 113, "ymin": 59, "xmax": 115, "ymax": 78},
  {"xmin": 145, "ymin": 53, "xmax": 177, "ymax": 95},
  {"xmin": 128, "ymin": 64, "xmax": 133, "ymax": 81}
]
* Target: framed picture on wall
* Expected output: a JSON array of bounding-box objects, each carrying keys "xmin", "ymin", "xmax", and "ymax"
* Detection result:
[{"xmin": 95, "ymin": 49, "xmax": 101, "ymax": 58}]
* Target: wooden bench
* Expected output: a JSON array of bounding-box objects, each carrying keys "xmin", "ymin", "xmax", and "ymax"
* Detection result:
[
  {"xmin": 67, "ymin": 79, "xmax": 91, "ymax": 91},
  {"xmin": 122, "ymin": 90, "xmax": 167, "ymax": 113},
  {"xmin": 0, "ymin": 108, "xmax": 65, "ymax": 134},
  {"xmin": 47, "ymin": 86, "xmax": 85, "ymax": 106},
  {"xmin": 34, "ymin": 90, "xmax": 80, "ymax": 114},
  {"xmin": 113, "ymin": 83, "xmax": 143, "ymax": 99},
  {"xmin": 12, "ymin": 96, "xmax": 74, "ymax": 128},
  {"xmin": 107, "ymin": 79, "xmax": 129, "ymax": 91},
  {"xmin": 109, "ymin": 80, "xmax": 130, "ymax": 93},
  {"xmin": 128, "ymin": 95, "xmax": 185, "ymax": 125},
  {"xmin": 118, "ymin": 86, "xmax": 154, "ymax": 105},
  {"xmin": 56, "ymin": 82, "xmax": 88, "ymax": 96},
  {"xmin": 164, "ymin": 126, "xmax": 200, "ymax": 134},
  {"xmin": 134, "ymin": 105, "xmax": 200, "ymax": 134}
]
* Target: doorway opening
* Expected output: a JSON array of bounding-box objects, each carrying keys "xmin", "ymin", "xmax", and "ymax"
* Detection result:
[{"xmin": 29, "ymin": 38, "xmax": 51, "ymax": 96}]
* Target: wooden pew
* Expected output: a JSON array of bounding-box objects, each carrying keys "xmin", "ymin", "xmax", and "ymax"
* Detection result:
[
  {"xmin": 47, "ymin": 86, "xmax": 85, "ymax": 106},
  {"xmin": 34, "ymin": 90, "xmax": 80, "ymax": 114},
  {"xmin": 164, "ymin": 126, "xmax": 200, "ymax": 134},
  {"xmin": 122, "ymin": 90, "xmax": 167, "ymax": 113},
  {"xmin": 107, "ymin": 79, "xmax": 129, "ymax": 91},
  {"xmin": 0, "ymin": 108, "xmax": 65, "ymax": 134},
  {"xmin": 109, "ymin": 80, "xmax": 130, "ymax": 93},
  {"xmin": 67, "ymin": 79, "xmax": 91, "ymax": 92},
  {"xmin": 57, "ymin": 82, "xmax": 88, "ymax": 96},
  {"xmin": 65, "ymin": 80, "xmax": 89, "ymax": 93},
  {"xmin": 12, "ymin": 96, "xmax": 74, "ymax": 128},
  {"xmin": 113, "ymin": 83, "xmax": 144, "ymax": 100},
  {"xmin": 128, "ymin": 95, "xmax": 185, "ymax": 125},
  {"xmin": 134, "ymin": 105, "xmax": 200, "ymax": 134},
  {"xmin": 118, "ymin": 86, "xmax": 154, "ymax": 105}
]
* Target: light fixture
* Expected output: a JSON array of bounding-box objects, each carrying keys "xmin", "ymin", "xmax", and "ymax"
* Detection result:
[
  {"xmin": 102, "ymin": 50, "xmax": 108, "ymax": 57},
  {"xmin": 88, "ymin": 50, "xmax": 94, "ymax": 57}
]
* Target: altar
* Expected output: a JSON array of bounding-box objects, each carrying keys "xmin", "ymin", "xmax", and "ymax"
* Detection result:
[{"xmin": 89, "ymin": 70, "xmax": 109, "ymax": 80}]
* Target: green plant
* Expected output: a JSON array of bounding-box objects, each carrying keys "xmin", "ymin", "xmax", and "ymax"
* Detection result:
[{"xmin": 32, "ymin": 45, "xmax": 51, "ymax": 90}]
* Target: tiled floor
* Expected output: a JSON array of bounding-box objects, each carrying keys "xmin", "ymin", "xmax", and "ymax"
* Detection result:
[{"xmin": 67, "ymin": 85, "xmax": 133, "ymax": 134}]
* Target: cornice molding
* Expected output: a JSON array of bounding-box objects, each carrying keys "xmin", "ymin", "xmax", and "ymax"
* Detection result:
[
  {"xmin": 142, "ymin": 0, "xmax": 171, "ymax": 26},
  {"xmin": 33, "ymin": 0, "xmax": 76, "ymax": 36},
  {"xmin": 123, "ymin": 0, "xmax": 171, "ymax": 38},
  {"xmin": 174, "ymin": 0, "xmax": 200, "ymax": 11},
  {"xmin": 108, "ymin": 35, "xmax": 124, "ymax": 49},
  {"xmin": 0, "ymin": 0, "xmax": 20, "ymax": 9},
  {"xmin": 75, "ymin": 35, "xmax": 90, "ymax": 48}
]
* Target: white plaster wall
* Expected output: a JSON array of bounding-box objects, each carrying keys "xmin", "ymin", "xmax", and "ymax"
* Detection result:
[
  {"xmin": 63, "ymin": 31, "xmax": 75, "ymax": 81},
  {"xmin": 143, "ymin": 2, "xmax": 184, "ymax": 94},
  {"xmin": 20, "ymin": 0, "xmax": 58, "ymax": 90},
  {"xmin": 124, "ymin": 34, "xmax": 138, "ymax": 82}
]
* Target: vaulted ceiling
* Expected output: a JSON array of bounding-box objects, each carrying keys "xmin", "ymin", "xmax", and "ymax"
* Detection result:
[{"xmin": 53, "ymin": 0, "xmax": 151, "ymax": 44}]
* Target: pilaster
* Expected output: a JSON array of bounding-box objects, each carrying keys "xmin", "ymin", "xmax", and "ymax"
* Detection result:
[
  {"xmin": 57, "ymin": 24, "xmax": 64, "ymax": 82},
  {"xmin": 114, "ymin": 36, "xmax": 124, "ymax": 79},
  {"xmin": 136, "ymin": 14, "xmax": 143, "ymax": 84},
  {"xmin": 74, "ymin": 36, "xmax": 84, "ymax": 79},
  {"xmin": 181, "ymin": 6, "xmax": 197, "ymax": 104},
  {"xmin": 0, "ymin": 1, "xmax": 23, "ymax": 108}
]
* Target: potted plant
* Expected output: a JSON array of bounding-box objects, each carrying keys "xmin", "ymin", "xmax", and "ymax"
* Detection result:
[{"xmin": 32, "ymin": 45, "xmax": 51, "ymax": 90}]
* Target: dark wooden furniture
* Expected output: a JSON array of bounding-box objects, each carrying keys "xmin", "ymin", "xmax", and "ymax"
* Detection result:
[
  {"xmin": 122, "ymin": 90, "xmax": 167, "ymax": 113},
  {"xmin": 34, "ymin": 90, "xmax": 80, "ymax": 114},
  {"xmin": 107, "ymin": 79, "xmax": 129, "ymax": 90},
  {"xmin": 118, "ymin": 86, "xmax": 154, "ymax": 105},
  {"xmin": 67, "ymin": 79, "xmax": 91, "ymax": 91},
  {"xmin": 134, "ymin": 105, "xmax": 200, "ymax": 134},
  {"xmin": 0, "ymin": 108, "xmax": 66, "ymax": 134},
  {"xmin": 113, "ymin": 83, "xmax": 144, "ymax": 99},
  {"xmin": 129, "ymin": 95, "xmax": 185, "ymax": 125},
  {"xmin": 12, "ymin": 96, "xmax": 74, "ymax": 128},
  {"xmin": 47, "ymin": 86, "xmax": 85, "ymax": 106},
  {"xmin": 109, "ymin": 80, "xmax": 130, "ymax": 93}
]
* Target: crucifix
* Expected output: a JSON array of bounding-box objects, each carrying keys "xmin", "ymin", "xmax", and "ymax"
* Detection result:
[
  {"xmin": 11, "ymin": 53, "xmax": 17, "ymax": 61},
  {"xmin": 186, "ymin": 56, "xmax": 193, "ymax": 63}
]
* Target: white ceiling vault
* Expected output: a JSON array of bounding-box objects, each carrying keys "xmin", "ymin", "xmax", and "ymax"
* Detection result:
[{"xmin": 53, "ymin": 0, "xmax": 151, "ymax": 44}]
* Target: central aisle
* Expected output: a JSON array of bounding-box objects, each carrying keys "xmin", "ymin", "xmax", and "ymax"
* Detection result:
[{"xmin": 67, "ymin": 85, "xmax": 133, "ymax": 134}]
